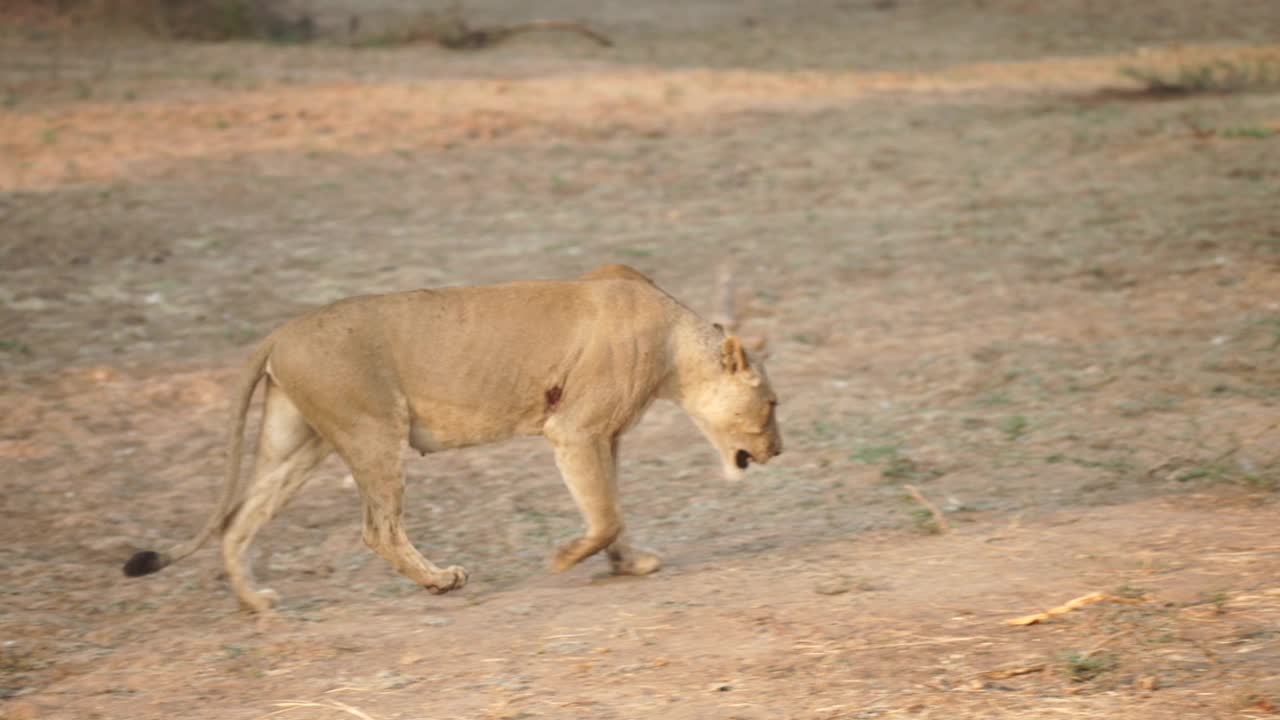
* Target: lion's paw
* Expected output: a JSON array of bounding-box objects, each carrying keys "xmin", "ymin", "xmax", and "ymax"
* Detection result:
[
  {"xmin": 611, "ymin": 549, "xmax": 662, "ymax": 576},
  {"xmin": 549, "ymin": 542, "xmax": 583, "ymax": 573},
  {"xmin": 426, "ymin": 565, "xmax": 468, "ymax": 594},
  {"xmin": 239, "ymin": 588, "xmax": 280, "ymax": 613}
]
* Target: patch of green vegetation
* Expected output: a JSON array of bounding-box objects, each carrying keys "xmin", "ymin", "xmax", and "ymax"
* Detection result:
[
  {"xmin": 882, "ymin": 456, "xmax": 922, "ymax": 480},
  {"xmin": 223, "ymin": 324, "xmax": 259, "ymax": 345},
  {"xmin": 1243, "ymin": 474, "xmax": 1278, "ymax": 491},
  {"xmin": 1063, "ymin": 651, "xmax": 1116, "ymax": 682},
  {"xmin": 0, "ymin": 339, "xmax": 32, "ymax": 356},
  {"xmin": 1176, "ymin": 465, "xmax": 1220, "ymax": 483},
  {"xmin": 910, "ymin": 507, "xmax": 942, "ymax": 535},
  {"xmin": 1220, "ymin": 126, "xmax": 1276, "ymax": 140},
  {"xmin": 810, "ymin": 419, "xmax": 837, "ymax": 439},
  {"xmin": 1045, "ymin": 453, "xmax": 1136, "ymax": 475},
  {"xmin": 1002, "ymin": 415, "xmax": 1029, "ymax": 440},
  {"xmin": 850, "ymin": 444, "xmax": 899, "ymax": 463},
  {"xmin": 1120, "ymin": 57, "xmax": 1280, "ymax": 95},
  {"xmin": 850, "ymin": 442, "xmax": 942, "ymax": 483}
]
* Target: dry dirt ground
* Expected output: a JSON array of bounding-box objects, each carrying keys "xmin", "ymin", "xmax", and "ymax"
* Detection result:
[{"xmin": 3, "ymin": 2, "xmax": 1280, "ymax": 718}]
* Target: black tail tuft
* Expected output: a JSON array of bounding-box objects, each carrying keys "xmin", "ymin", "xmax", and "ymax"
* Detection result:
[{"xmin": 123, "ymin": 550, "xmax": 168, "ymax": 577}]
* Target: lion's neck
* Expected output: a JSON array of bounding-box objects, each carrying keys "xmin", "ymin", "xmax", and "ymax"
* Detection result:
[{"xmin": 658, "ymin": 315, "xmax": 722, "ymax": 407}]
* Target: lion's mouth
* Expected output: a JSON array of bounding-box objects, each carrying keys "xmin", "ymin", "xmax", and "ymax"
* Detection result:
[{"xmin": 735, "ymin": 449, "xmax": 752, "ymax": 470}]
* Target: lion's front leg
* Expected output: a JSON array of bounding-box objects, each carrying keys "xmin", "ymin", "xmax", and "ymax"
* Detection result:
[
  {"xmin": 547, "ymin": 437, "xmax": 626, "ymax": 572},
  {"xmin": 602, "ymin": 436, "xmax": 659, "ymax": 575}
]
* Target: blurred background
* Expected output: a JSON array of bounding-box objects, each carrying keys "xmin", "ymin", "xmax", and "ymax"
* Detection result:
[{"xmin": 2, "ymin": 2, "xmax": 1279, "ymax": 718}]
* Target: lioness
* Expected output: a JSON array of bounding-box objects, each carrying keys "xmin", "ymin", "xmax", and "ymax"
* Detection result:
[{"xmin": 124, "ymin": 264, "xmax": 782, "ymax": 612}]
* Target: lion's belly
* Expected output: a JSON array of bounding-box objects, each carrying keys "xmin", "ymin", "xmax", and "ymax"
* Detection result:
[
  {"xmin": 407, "ymin": 408, "xmax": 542, "ymax": 455},
  {"xmin": 408, "ymin": 422, "xmax": 448, "ymax": 454}
]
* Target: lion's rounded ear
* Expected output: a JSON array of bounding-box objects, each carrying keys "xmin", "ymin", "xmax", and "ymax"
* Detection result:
[{"xmin": 721, "ymin": 335, "xmax": 750, "ymax": 374}]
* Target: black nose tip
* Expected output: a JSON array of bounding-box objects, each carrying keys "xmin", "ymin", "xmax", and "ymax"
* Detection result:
[{"xmin": 735, "ymin": 449, "xmax": 751, "ymax": 470}]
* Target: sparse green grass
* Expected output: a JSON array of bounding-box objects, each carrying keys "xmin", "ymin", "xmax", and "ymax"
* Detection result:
[
  {"xmin": 223, "ymin": 324, "xmax": 259, "ymax": 345},
  {"xmin": 1063, "ymin": 651, "xmax": 1116, "ymax": 682},
  {"xmin": 1243, "ymin": 473, "xmax": 1278, "ymax": 492},
  {"xmin": 1220, "ymin": 126, "xmax": 1276, "ymax": 140},
  {"xmin": 1002, "ymin": 415, "xmax": 1029, "ymax": 440},
  {"xmin": 909, "ymin": 507, "xmax": 942, "ymax": 535},
  {"xmin": 1045, "ymin": 453, "xmax": 1136, "ymax": 475},
  {"xmin": 1177, "ymin": 465, "xmax": 1220, "ymax": 483},
  {"xmin": 0, "ymin": 339, "xmax": 33, "ymax": 356},
  {"xmin": 850, "ymin": 443, "xmax": 943, "ymax": 484},
  {"xmin": 1199, "ymin": 590, "xmax": 1230, "ymax": 614},
  {"xmin": 1113, "ymin": 583, "xmax": 1148, "ymax": 600},
  {"xmin": 850, "ymin": 444, "xmax": 899, "ymax": 463},
  {"xmin": 1120, "ymin": 57, "xmax": 1280, "ymax": 95}
]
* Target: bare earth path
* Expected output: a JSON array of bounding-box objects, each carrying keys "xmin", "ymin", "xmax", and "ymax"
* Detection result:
[{"xmin": 2, "ymin": 2, "xmax": 1279, "ymax": 718}]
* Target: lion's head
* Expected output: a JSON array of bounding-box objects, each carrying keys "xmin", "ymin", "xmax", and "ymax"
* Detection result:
[{"xmin": 687, "ymin": 334, "xmax": 783, "ymax": 481}]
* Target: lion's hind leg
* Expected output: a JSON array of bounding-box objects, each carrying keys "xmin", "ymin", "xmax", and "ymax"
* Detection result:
[
  {"xmin": 339, "ymin": 427, "xmax": 468, "ymax": 595},
  {"xmin": 222, "ymin": 380, "xmax": 330, "ymax": 612}
]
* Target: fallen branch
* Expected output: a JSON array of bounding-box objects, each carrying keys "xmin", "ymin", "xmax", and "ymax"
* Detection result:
[
  {"xmin": 1006, "ymin": 591, "xmax": 1147, "ymax": 626},
  {"xmin": 979, "ymin": 664, "xmax": 1045, "ymax": 680},
  {"xmin": 904, "ymin": 484, "xmax": 949, "ymax": 534}
]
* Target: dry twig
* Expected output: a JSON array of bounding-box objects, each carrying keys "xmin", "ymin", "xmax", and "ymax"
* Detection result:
[
  {"xmin": 1006, "ymin": 591, "xmax": 1147, "ymax": 626},
  {"xmin": 259, "ymin": 699, "xmax": 380, "ymax": 720},
  {"xmin": 904, "ymin": 484, "xmax": 949, "ymax": 534},
  {"xmin": 979, "ymin": 664, "xmax": 1046, "ymax": 680}
]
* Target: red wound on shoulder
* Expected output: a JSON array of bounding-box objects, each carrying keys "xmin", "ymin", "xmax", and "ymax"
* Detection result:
[{"xmin": 545, "ymin": 385, "xmax": 563, "ymax": 408}]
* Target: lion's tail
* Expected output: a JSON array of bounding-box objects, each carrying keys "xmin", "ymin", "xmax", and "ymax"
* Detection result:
[{"xmin": 122, "ymin": 335, "xmax": 276, "ymax": 578}]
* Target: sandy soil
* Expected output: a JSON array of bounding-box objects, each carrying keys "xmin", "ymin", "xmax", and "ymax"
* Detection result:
[{"xmin": 2, "ymin": 2, "xmax": 1279, "ymax": 718}]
